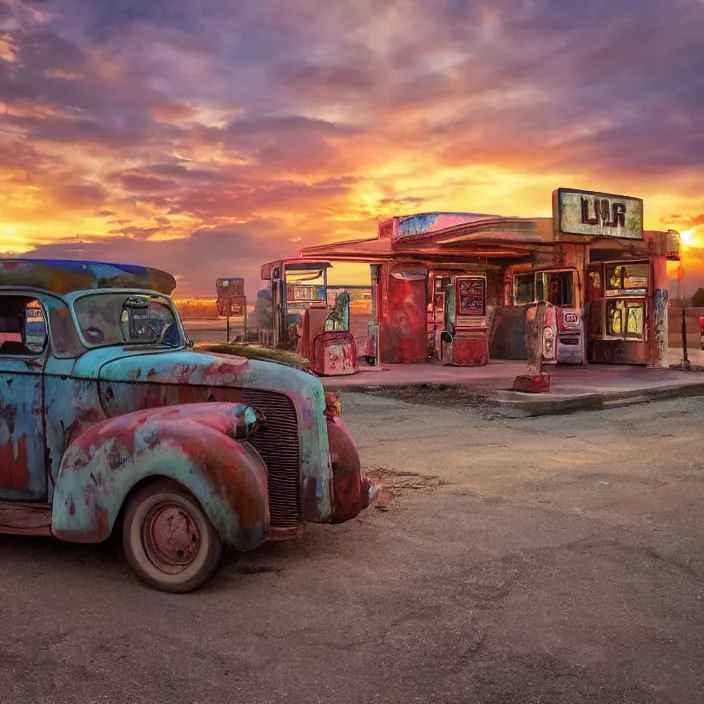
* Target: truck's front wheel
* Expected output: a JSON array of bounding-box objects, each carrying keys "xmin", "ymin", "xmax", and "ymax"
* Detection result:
[{"xmin": 123, "ymin": 479, "xmax": 223, "ymax": 593}]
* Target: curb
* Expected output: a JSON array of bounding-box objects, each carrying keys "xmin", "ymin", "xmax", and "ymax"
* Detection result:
[
  {"xmin": 325, "ymin": 382, "xmax": 487, "ymax": 396},
  {"xmin": 328, "ymin": 381, "xmax": 704, "ymax": 417},
  {"xmin": 500, "ymin": 382, "xmax": 704, "ymax": 416}
]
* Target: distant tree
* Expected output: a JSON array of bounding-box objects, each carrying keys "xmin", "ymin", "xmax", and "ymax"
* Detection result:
[
  {"xmin": 248, "ymin": 288, "xmax": 272, "ymax": 330},
  {"xmin": 691, "ymin": 288, "xmax": 704, "ymax": 307}
]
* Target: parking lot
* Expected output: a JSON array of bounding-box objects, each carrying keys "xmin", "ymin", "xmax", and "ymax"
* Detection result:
[{"xmin": 1, "ymin": 393, "xmax": 703, "ymax": 704}]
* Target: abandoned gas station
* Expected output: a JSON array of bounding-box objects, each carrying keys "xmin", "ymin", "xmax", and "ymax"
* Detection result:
[{"xmin": 259, "ymin": 188, "xmax": 681, "ymax": 378}]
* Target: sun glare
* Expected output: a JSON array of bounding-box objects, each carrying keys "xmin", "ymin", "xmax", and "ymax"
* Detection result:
[{"xmin": 680, "ymin": 229, "xmax": 694, "ymax": 246}]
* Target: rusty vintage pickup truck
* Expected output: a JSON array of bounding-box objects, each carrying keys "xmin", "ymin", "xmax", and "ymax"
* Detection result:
[{"xmin": 0, "ymin": 259, "xmax": 375, "ymax": 592}]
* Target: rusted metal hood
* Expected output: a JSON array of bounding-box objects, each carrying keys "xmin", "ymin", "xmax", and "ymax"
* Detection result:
[{"xmin": 96, "ymin": 349, "xmax": 251, "ymax": 387}]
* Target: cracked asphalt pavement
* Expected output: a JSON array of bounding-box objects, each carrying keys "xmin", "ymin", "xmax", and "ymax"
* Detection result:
[{"xmin": 1, "ymin": 394, "xmax": 703, "ymax": 703}]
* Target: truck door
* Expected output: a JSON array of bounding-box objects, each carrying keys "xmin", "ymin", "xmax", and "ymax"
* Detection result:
[{"xmin": 0, "ymin": 295, "xmax": 48, "ymax": 501}]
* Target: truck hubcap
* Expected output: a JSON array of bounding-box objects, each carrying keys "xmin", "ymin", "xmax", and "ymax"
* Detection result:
[{"xmin": 144, "ymin": 504, "xmax": 201, "ymax": 570}]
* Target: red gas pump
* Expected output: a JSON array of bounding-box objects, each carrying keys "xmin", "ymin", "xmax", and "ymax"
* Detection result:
[
  {"xmin": 261, "ymin": 259, "xmax": 361, "ymax": 375},
  {"xmin": 300, "ymin": 292, "xmax": 358, "ymax": 376},
  {"xmin": 440, "ymin": 274, "xmax": 490, "ymax": 366}
]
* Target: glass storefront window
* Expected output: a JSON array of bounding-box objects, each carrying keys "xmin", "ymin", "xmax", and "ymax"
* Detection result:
[
  {"xmin": 625, "ymin": 302, "xmax": 644, "ymax": 338},
  {"xmin": 536, "ymin": 271, "xmax": 574, "ymax": 307},
  {"xmin": 607, "ymin": 300, "xmax": 645, "ymax": 339},
  {"xmin": 605, "ymin": 263, "xmax": 648, "ymax": 292},
  {"xmin": 608, "ymin": 301, "xmax": 623, "ymax": 335},
  {"xmin": 513, "ymin": 274, "xmax": 533, "ymax": 304}
]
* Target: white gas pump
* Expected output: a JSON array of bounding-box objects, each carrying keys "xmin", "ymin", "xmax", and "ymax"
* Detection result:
[
  {"xmin": 540, "ymin": 304, "xmax": 584, "ymax": 365},
  {"xmin": 555, "ymin": 307, "xmax": 584, "ymax": 364}
]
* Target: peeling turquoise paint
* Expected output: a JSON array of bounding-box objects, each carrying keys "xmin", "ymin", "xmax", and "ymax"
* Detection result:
[
  {"xmin": 66, "ymin": 346, "xmax": 332, "ymax": 521},
  {"xmin": 398, "ymin": 212, "xmax": 500, "ymax": 238},
  {"xmin": 52, "ymin": 403, "xmax": 268, "ymax": 547},
  {"xmin": 0, "ymin": 358, "xmax": 45, "ymax": 501}
]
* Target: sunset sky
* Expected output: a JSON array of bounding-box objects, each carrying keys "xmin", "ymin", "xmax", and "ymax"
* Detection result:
[{"xmin": 1, "ymin": 0, "xmax": 703, "ymax": 298}]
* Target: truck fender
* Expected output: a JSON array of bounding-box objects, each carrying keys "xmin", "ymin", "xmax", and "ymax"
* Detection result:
[
  {"xmin": 52, "ymin": 402, "xmax": 269, "ymax": 550},
  {"xmin": 327, "ymin": 417, "xmax": 376, "ymax": 522}
]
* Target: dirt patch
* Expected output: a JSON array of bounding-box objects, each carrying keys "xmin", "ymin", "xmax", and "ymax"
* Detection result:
[
  {"xmin": 352, "ymin": 383, "xmax": 495, "ymax": 409},
  {"xmin": 236, "ymin": 564, "xmax": 284, "ymax": 575},
  {"xmin": 365, "ymin": 467, "xmax": 445, "ymax": 510}
]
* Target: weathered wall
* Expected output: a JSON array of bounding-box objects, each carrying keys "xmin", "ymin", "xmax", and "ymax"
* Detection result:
[
  {"xmin": 489, "ymin": 305, "xmax": 528, "ymax": 360},
  {"xmin": 668, "ymin": 306, "xmax": 702, "ymax": 349},
  {"xmin": 380, "ymin": 274, "xmax": 427, "ymax": 364}
]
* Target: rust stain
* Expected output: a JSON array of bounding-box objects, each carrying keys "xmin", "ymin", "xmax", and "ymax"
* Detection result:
[
  {"xmin": 327, "ymin": 417, "xmax": 363, "ymax": 522},
  {"xmin": 382, "ymin": 274, "xmax": 428, "ymax": 364},
  {"xmin": 169, "ymin": 434, "xmax": 265, "ymax": 532},
  {"xmin": 58, "ymin": 403, "xmax": 268, "ymax": 541},
  {"xmin": 301, "ymin": 475, "xmax": 320, "ymax": 524},
  {"xmin": 0, "ymin": 437, "xmax": 30, "ymax": 490},
  {"xmin": 363, "ymin": 468, "xmax": 442, "ymax": 509}
]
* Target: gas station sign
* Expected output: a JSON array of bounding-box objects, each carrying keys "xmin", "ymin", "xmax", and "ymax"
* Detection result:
[
  {"xmin": 554, "ymin": 188, "xmax": 643, "ymax": 240},
  {"xmin": 286, "ymin": 284, "xmax": 325, "ymax": 304},
  {"xmin": 216, "ymin": 278, "xmax": 244, "ymax": 297}
]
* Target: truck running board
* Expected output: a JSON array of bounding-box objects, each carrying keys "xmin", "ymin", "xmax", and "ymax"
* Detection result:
[{"xmin": 0, "ymin": 501, "xmax": 52, "ymax": 536}]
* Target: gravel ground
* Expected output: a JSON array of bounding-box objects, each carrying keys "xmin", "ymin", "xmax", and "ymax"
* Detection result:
[{"xmin": 1, "ymin": 394, "xmax": 703, "ymax": 704}]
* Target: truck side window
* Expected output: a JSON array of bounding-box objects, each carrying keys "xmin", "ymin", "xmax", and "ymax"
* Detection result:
[{"xmin": 0, "ymin": 296, "xmax": 47, "ymax": 355}]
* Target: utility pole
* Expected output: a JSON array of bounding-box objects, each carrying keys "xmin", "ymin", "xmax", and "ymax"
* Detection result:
[{"xmin": 680, "ymin": 262, "xmax": 689, "ymax": 367}]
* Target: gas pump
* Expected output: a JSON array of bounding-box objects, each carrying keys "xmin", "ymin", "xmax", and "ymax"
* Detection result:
[
  {"xmin": 300, "ymin": 292, "xmax": 358, "ymax": 376},
  {"xmin": 364, "ymin": 264, "xmax": 380, "ymax": 366},
  {"xmin": 261, "ymin": 258, "xmax": 357, "ymax": 375},
  {"xmin": 554, "ymin": 306, "xmax": 584, "ymax": 364},
  {"xmin": 440, "ymin": 274, "xmax": 490, "ymax": 366},
  {"xmin": 515, "ymin": 268, "xmax": 584, "ymax": 365},
  {"xmin": 261, "ymin": 259, "xmax": 329, "ymax": 349}
]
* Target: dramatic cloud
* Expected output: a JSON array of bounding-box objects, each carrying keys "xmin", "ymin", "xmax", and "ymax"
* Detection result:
[
  {"xmin": 19, "ymin": 221, "xmax": 289, "ymax": 294},
  {"xmin": 0, "ymin": 0, "xmax": 703, "ymax": 295}
]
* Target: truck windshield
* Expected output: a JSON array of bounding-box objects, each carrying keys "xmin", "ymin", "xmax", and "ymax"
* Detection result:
[{"xmin": 73, "ymin": 293, "xmax": 184, "ymax": 348}]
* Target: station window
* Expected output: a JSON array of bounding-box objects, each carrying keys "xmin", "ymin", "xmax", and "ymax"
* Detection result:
[
  {"xmin": 535, "ymin": 271, "xmax": 574, "ymax": 307},
  {"xmin": 513, "ymin": 274, "xmax": 534, "ymax": 304},
  {"xmin": 607, "ymin": 300, "xmax": 644, "ymax": 339}
]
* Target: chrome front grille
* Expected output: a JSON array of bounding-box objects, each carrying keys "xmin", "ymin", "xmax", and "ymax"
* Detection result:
[{"xmin": 241, "ymin": 389, "xmax": 301, "ymax": 528}]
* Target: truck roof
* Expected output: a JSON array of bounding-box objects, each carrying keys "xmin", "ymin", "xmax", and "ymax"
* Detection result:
[{"xmin": 0, "ymin": 259, "xmax": 177, "ymax": 296}]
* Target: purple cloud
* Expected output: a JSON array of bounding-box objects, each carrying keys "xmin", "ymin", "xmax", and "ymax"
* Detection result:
[{"xmin": 0, "ymin": 0, "xmax": 702, "ymax": 295}]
